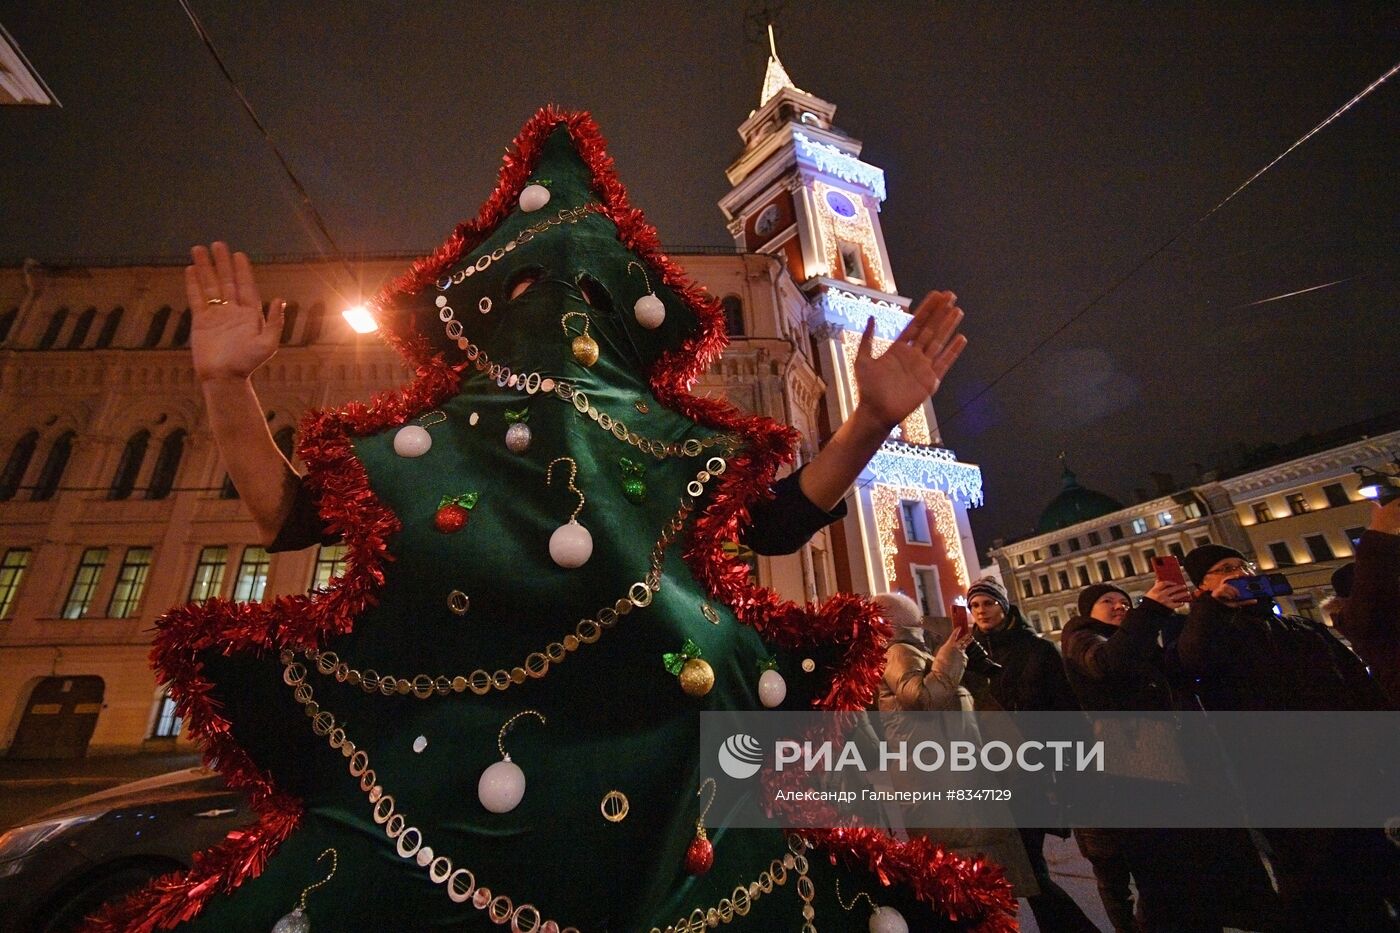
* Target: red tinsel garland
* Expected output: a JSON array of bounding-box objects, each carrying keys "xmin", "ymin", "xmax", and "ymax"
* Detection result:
[{"xmin": 84, "ymin": 107, "xmax": 1015, "ymax": 932}]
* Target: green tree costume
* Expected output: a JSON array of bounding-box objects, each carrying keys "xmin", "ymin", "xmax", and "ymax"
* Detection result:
[{"xmin": 86, "ymin": 110, "xmax": 1015, "ymax": 933}]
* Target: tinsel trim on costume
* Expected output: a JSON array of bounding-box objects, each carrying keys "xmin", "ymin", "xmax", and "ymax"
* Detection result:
[
  {"xmin": 85, "ymin": 107, "xmax": 1013, "ymax": 931},
  {"xmin": 82, "ymin": 363, "xmax": 462, "ymax": 932}
]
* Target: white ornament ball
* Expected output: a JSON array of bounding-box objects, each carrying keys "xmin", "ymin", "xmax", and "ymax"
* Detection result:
[
  {"xmin": 519, "ymin": 184, "xmax": 551, "ymax": 213},
  {"xmin": 549, "ymin": 521, "xmax": 593, "ymax": 568},
  {"xmin": 271, "ymin": 909, "xmax": 309, "ymax": 933},
  {"xmin": 412, "ymin": 735, "xmax": 428, "ymax": 754},
  {"xmin": 758, "ymin": 669, "xmax": 787, "ymax": 709},
  {"xmin": 505, "ymin": 422, "xmax": 532, "ymax": 454},
  {"xmin": 634, "ymin": 294, "xmax": 666, "ymax": 330},
  {"xmin": 393, "ymin": 425, "xmax": 432, "ymax": 458},
  {"xmin": 869, "ymin": 906, "xmax": 909, "ymax": 933},
  {"xmin": 478, "ymin": 757, "xmax": 526, "ymax": 813}
]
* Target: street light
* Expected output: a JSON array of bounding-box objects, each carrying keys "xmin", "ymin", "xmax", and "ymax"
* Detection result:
[
  {"xmin": 1354, "ymin": 461, "xmax": 1400, "ymax": 505},
  {"xmin": 342, "ymin": 304, "xmax": 378, "ymax": 334}
]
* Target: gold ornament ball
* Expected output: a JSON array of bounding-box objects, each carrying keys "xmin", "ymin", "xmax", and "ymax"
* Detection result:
[
  {"xmin": 571, "ymin": 334, "xmax": 600, "ymax": 367},
  {"xmin": 678, "ymin": 658, "xmax": 715, "ymax": 697}
]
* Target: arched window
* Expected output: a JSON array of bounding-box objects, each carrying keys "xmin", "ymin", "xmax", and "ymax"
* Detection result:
[
  {"xmin": 279, "ymin": 302, "xmax": 300, "ymax": 344},
  {"xmin": 146, "ymin": 430, "xmax": 186, "ymax": 500},
  {"xmin": 32, "ymin": 431, "xmax": 75, "ymax": 501},
  {"xmin": 0, "ymin": 307, "xmax": 18, "ymax": 345},
  {"xmin": 143, "ymin": 306, "xmax": 172, "ymax": 348},
  {"xmin": 108, "ymin": 430, "xmax": 150, "ymax": 500},
  {"xmin": 170, "ymin": 308, "xmax": 193, "ymax": 348},
  {"xmin": 96, "ymin": 307, "xmax": 124, "ymax": 348},
  {"xmin": 301, "ymin": 302, "xmax": 326, "ymax": 345},
  {"xmin": 67, "ymin": 307, "xmax": 97, "ymax": 349},
  {"xmin": 273, "ymin": 426, "xmax": 296, "ymax": 463},
  {"xmin": 38, "ymin": 307, "xmax": 68, "ymax": 350},
  {"xmin": 0, "ymin": 431, "xmax": 39, "ymax": 501},
  {"xmin": 721, "ymin": 295, "xmax": 745, "ymax": 337}
]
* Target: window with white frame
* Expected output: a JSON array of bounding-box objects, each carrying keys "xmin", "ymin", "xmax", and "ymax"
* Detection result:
[
  {"xmin": 188, "ymin": 546, "xmax": 228, "ymax": 603},
  {"xmin": 310, "ymin": 543, "xmax": 349, "ymax": 592},
  {"xmin": 0, "ymin": 548, "xmax": 31, "ymax": 619},
  {"xmin": 152, "ymin": 690, "xmax": 182, "ymax": 738},
  {"xmin": 107, "ymin": 547, "xmax": 153, "ymax": 618},
  {"xmin": 899, "ymin": 500, "xmax": 931, "ymax": 544},
  {"xmin": 232, "ymin": 546, "xmax": 271, "ymax": 602},
  {"xmin": 62, "ymin": 548, "xmax": 109, "ymax": 619}
]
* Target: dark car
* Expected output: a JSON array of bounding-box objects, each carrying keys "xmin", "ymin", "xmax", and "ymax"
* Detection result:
[{"xmin": 0, "ymin": 768, "xmax": 252, "ymax": 933}]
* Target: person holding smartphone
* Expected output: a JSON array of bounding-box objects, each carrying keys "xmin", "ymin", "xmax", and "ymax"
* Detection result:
[
  {"xmin": 1176, "ymin": 543, "xmax": 1396, "ymax": 932},
  {"xmin": 872, "ymin": 592, "xmax": 1037, "ymax": 899},
  {"xmin": 1062, "ymin": 575, "xmax": 1279, "ymax": 933}
]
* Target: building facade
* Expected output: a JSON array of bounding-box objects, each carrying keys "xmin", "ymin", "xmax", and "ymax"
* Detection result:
[{"xmin": 988, "ymin": 432, "xmax": 1397, "ymax": 639}]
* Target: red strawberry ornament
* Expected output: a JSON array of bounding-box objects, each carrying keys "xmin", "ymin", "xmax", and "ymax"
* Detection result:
[
  {"xmin": 684, "ymin": 831, "xmax": 713, "ymax": 875},
  {"xmin": 433, "ymin": 493, "xmax": 479, "ymax": 534}
]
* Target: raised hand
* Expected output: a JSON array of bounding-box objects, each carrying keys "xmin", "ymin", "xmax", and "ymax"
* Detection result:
[
  {"xmin": 853, "ymin": 290, "xmax": 967, "ymax": 430},
  {"xmin": 185, "ymin": 241, "xmax": 286, "ymax": 383}
]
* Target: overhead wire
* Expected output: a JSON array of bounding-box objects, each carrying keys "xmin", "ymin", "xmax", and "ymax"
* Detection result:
[
  {"xmin": 940, "ymin": 58, "xmax": 1400, "ymax": 429},
  {"xmin": 175, "ymin": 0, "xmax": 357, "ymax": 286}
]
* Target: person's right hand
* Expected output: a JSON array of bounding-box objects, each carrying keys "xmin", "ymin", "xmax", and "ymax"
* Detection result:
[
  {"xmin": 1144, "ymin": 579, "xmax": 1191, "ymax": 610},
  {"xmin": 185, "ymin": 241, "xmax": 285, "ymax": 383},
  {"xmin": 936, "ymin": 623, "xmax": 974, "ymax": 662},
  {"xmin": 1369, "ymin": 498, "xmax": 1400, "ymax": 537},
  {"xmin": 1206, "ymin": 580, "xmax": 1256, "ymax": 608}
]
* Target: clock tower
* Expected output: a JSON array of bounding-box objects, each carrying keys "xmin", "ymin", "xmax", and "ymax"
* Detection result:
[{"xmin": 718, "ymin": 30, "xmax": 984, "ymax": 611}]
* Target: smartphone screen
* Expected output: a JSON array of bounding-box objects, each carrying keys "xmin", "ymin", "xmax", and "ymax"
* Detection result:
[
  {"xmin": 1152, "ymin": 555, "xmax": 1186, "ymax": 587},
  {"xmin": 950, "ymin": 602, "xmax": 970, "ymax": 637}
]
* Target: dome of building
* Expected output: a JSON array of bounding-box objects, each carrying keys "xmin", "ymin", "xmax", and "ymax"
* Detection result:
[{"xmin": 1035, "ymin": 463, "xmax": 1124, "ymax": 534}]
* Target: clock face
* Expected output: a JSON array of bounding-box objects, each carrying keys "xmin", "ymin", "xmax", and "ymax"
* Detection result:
[
  {"xmin": 754, "ymin": 204, "xmax": 780, "ymax": 237},
  {"xmin": 824, "ymin": 190, "xmax": 857, "ymax": 218}
]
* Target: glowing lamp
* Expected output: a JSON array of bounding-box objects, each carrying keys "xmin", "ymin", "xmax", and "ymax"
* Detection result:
[
  {"xmin": 342, "ymin": 304, "xmax": 378, "ymax": 334},
  {"xmin": 1353, "ymin": 464, "xmax": 1400, "ymax": 505}
]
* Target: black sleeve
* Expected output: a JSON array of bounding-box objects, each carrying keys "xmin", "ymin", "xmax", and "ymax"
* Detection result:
[
  {"xmin": 1176, "ymin": 596, "xmax": 1248, "ymax": 677},
  {"xmin": 1063, "ymin": 600, "xmax": 1171, "ymax": 682},
  {"xmin": 740, "ymin": 466, "xmax": 848, "ymax": 556},
  {"xmin": 1038, "ymin": 641, "xmax": 1085, "ymax": 712},
  {"xmin": 266, "ymin": 476, "xmax": 342, "ymax": 553}
]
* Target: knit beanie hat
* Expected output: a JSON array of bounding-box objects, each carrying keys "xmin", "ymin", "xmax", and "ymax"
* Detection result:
[
  {"xmin": 966, "ymin": 576, "xmax": 1009, "ymax": 613},
  {"xmin": 873, "ymin": 592, "xmax": 926, "ymax": 647},
  {"xmin": 1182, "ymin": 544, "xmax": 1246, "ymax": 586},
  {"xmin": 1078, "ymin": 583, "xmax": 1130, "ymax": 619}
]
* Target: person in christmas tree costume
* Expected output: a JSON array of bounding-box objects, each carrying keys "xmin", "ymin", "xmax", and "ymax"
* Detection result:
[{"xmin": 85, "ymin": 109, "xmax": 1017, "ymax": 933}]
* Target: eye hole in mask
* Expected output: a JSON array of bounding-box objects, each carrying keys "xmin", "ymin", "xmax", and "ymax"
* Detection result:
[
  {"xmin": 574, "ymin": 273, "xmax": 615, "ymax": 315},
  {"xmin": 507, "ymin": 266, "xmax": 545, "ymax": 301}
]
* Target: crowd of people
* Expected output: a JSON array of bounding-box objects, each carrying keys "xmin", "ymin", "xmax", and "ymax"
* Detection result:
[{"xmin": 875, "ymin": 497, "xmax": 1400, "ymax": 933}]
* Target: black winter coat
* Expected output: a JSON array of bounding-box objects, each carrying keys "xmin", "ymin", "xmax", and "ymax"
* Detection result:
[
  {"xmin": 965, "ymin": 606, "xmax": 1081, "ymax": 712},
  {"xmin": 1060, "ymin": 598, "xmax": 1184, "ymax": 712},
  {"xmin": 1176, "ymin": 596, "xmax": 1389, "ymax": 711}
]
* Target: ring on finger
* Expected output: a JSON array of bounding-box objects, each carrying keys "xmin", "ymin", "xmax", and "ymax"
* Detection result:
[{"xmin": 206, "ymin": 297, "xmax": 229, "ymax": 306}]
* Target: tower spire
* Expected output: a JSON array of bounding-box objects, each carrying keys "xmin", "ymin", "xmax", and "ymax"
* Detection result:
[{"xmin": 759, "ymin": 23, "xmax": 805, "ymax": 106}]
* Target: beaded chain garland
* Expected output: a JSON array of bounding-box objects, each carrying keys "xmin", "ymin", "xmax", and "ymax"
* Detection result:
[
  {"xmin": 650, "ymin": 835, "xmax": 816, "ymax": 933},
  {"xmin": 433, "ymin": 202, "xmax": 604, "ymax": 291},
  {"xmin": 284, "ymin": 655, "xmax": 816, "ymax": 933},
  {"xmin": 280, "ymin": 655, "xmax": 576, "ymax": 933},
  {"xmin": 436, "ymin": 309, "xmax": 736, "ymax": 460},
  {"xmin": 301, "ymin": 458, "xmax": 728, "ymax": 698}
]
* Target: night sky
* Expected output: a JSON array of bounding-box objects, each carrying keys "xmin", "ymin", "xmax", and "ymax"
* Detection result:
[{"xmin": 2, "ymin": 3, "xmax": 1396, "ymax": 551}]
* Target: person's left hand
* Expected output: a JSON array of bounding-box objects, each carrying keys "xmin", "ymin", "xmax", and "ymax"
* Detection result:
[{"xmin": 853, "ymin": 290, "xmax": 967, "ymax": 430}]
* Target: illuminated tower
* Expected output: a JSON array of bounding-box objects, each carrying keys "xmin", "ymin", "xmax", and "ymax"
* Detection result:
[{"xmin": 718, "ymin": 29, "xmax": 984, "ymax": 613}]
